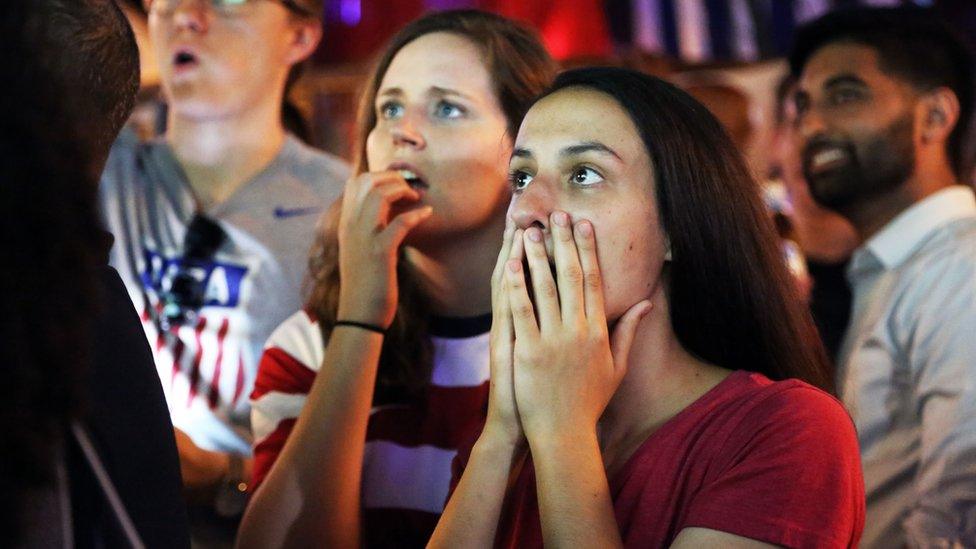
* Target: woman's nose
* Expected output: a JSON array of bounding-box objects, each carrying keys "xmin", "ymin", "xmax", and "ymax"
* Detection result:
[
  {"xmin": 389, "ymin": 115, "xmax": 426, "ymax": 150},
  {"xmin": 509, "ymin": 180, "xmax": 556, "ymax": 232}
]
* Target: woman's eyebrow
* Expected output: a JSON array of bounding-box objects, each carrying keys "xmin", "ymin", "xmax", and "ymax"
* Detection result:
[
  {"xmin": 377, "ymin": 87, "xmax": 403, "ymax": 98},
  {"xmin": 561, "ymin": 141, "xmax": 621, "ymax": 161},
  {"xmin": 378, "ymin": 86, "xmax": 475, "ymax": 103},
  {"xmin": 511, "ymin": 142, "xmax": 623, "ymax": 162},
  {"xmin": 429, "ymin": 85, "xmax": 474, "ymax": 101}
]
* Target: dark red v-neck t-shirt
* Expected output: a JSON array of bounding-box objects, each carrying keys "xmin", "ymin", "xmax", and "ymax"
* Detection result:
[{"xmin": 452, "ymin": 371, "xmax": 864, "ymax": 548}]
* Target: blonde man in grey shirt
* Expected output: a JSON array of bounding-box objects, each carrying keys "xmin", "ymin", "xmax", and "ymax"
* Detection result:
[
  {"xmin": 100, "ymin": 0, "xmax": 348, "ymax": 543},
  {"xmin": 790, "ymin": 7, "xmax": 976, "ymax": 548}
]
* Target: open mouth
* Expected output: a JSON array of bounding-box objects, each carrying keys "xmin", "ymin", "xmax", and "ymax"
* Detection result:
[
  {"xmin": 396, "ymin": 169, "xmax": 429, "ymax": 190},
  {"xmin": 803, "ymin": 141, "xmax": 853, "ymax": 178},
  {"xmin": 173, "ymin": 50, "xmax": 198, "ymax": 69},
  {"xmin": 809, "ymin": 148, "xmax": 847, "ymax": 172}
]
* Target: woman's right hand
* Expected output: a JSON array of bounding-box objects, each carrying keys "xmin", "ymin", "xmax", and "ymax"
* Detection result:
[
  {"xmin": 336, "ymin": 171, "xmax": 433, "ymax": 329},
  {"xmin": 483, "ymin": 220, "xmax": 526, "ymax": 448}
]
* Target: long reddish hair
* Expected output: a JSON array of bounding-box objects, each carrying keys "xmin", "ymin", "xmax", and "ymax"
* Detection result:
[{"xmin": 307, "ymin": 10, "xmax": 557, "ymax": 405}]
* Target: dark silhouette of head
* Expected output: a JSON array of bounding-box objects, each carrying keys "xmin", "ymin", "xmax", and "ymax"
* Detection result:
[
  {"xmin": 1, "ymin": 0, "xmax": 120, "ymax": 541},
  {"xmin": 41, "ymin": 0, "xmax": 141, "ymax": 173}
]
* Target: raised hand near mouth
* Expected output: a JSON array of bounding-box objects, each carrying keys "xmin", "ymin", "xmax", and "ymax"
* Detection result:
[{"xmin": 336, "ymin": 170, "xmax": 433, "ymax": 329}]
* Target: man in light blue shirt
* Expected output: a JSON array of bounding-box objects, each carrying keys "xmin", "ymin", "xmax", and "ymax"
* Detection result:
[{"xmin": 791, "ymin": 7, "xmax": 976, "ymax": 547}]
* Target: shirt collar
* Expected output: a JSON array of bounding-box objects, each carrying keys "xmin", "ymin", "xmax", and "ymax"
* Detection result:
[{"xmin": 862, "ymin": 185, "xmax": 976, "ymax": 271}]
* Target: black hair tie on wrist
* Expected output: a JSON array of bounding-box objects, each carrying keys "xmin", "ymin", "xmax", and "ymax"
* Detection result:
[{"xmin": 334, "ymin": 320, "xmax": 387, "ymax": 335}]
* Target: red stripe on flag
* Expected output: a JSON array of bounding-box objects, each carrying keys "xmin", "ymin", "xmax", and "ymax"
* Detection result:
[
  {"xmin": 140, "ymin": 293, "xmax": 153, "ymax": 323},
  {"xmin": 250, "ymin": 418, "xmax": 297, "ymax": 492},
  {"xmin": 187, "ymin": 317, "xmax": 207, "ymax": 406},
  {"xmin": 208, "ymin": 318, "xmax": 230, "ymax": 410},
  {"xmin": 250, "ymin": 347, "xmax": 318, "ymax": 401},
  {"xmin": 233, "ymin": 354, "xmax": 246, "ymax": 406},
  {"xmin": 170, "ymin": 326, "xmax": 186, "ymax": 390},
  {"xmin": 165, "ymin": 340, "xmax": 175, "ymax": 391}
]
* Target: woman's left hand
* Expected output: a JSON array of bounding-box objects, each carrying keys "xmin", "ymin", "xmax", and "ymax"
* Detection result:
[{"xmin": 506, "ymin": 212, "xmax": 652, "ymax": 442}]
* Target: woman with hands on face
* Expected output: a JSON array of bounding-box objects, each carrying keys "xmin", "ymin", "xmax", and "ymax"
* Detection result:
[
  {"xmin": 430, "ymin": 68, "xmax": 865, "ymax": 549},
  {"xmin": 238, "ymin": 11, "xmax": 556, "ymax": 548}
]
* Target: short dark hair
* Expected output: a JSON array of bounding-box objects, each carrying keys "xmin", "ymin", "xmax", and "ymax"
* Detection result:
[
  {"xmin": 535, "ymin": 67, "xmax": 832, "ymax": 391},
  {"xmin": 42, "ymin": 0, "xmax": 140, "ymax": 155},
  {"xmin": 789, "ymin": 7, "xmax": 975, "ymax": 178}
]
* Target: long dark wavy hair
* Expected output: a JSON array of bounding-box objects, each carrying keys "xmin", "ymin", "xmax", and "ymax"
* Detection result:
[
  {"xmin": 306, "ymin": 10, "xmax": 557, "ymax": 405},
  {"xmin": 0, "ymin": 0, "xmax": 107, "ymax": 541},
  {"xmin": 539, "ymin": 68, "xmax": 832, "ymax": 390}
]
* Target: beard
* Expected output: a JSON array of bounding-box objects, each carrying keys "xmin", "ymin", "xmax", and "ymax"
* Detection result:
[{"xmin": 802, "ymin": 114, "xmax": 916, "ymax": 211}]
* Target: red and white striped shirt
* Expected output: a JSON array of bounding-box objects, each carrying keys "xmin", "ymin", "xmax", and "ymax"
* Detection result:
[{"xmin": 250, "ymin": 309, "xmax": 490, "ymax": 546}]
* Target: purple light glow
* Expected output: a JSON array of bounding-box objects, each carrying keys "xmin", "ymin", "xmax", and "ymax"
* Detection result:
[
  {"xmin": 340, "ymin": 0, "xmax": 361, "ymax": 26},
  {"xmin": 425, "ymin": 0, "xmax": 476, "ymax": 9}
]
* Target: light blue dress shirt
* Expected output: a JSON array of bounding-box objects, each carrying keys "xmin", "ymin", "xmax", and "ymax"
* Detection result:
[{"xmin": 839, "ymin": 185, "xmax": 976, "ymax": 548}]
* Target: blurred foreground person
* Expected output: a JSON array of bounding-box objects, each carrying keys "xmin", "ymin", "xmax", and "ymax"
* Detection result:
[
  {"xmin": 792, "ymin": 7, "xmax": 976, "ymax": 547},
  {"xmin": 1, "ymin": 0, "xmax": 188, "ymax": 546}
]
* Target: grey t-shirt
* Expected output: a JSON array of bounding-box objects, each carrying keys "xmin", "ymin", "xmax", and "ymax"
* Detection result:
[{"xmin": 99, "ymin": 130, "xmax": 348, "ymax": 454}]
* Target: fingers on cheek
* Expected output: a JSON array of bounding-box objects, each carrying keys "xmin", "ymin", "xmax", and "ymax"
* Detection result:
[{"xmin": 575, "ymin": 221, "xmax": 594, "ymax": 247}]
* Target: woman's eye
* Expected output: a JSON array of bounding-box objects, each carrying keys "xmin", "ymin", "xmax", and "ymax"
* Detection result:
[
  {"xmin": 570, "ymin": 167, "xmax": 604, "ymax": 187},
  {"xmin": 509, "ymin": 170, "xmax": 533, "ymax": 191},
  {"xmin": 434, "ymin": 101, "xmax": 465, "ymax": 119},
  {"xmin": 379, "ymin": 101, "xmax": 404, "ymax": 120}
]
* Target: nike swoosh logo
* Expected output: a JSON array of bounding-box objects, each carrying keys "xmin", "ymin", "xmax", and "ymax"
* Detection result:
[{"xmin": 273, "ymin": 206, "xmax": 321, "ymax": 219}]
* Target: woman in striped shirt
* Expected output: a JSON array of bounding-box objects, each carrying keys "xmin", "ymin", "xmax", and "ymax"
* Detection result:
[{"xmin": 237, "ymin": 10, "xmax": 556, "ymax": 548}]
